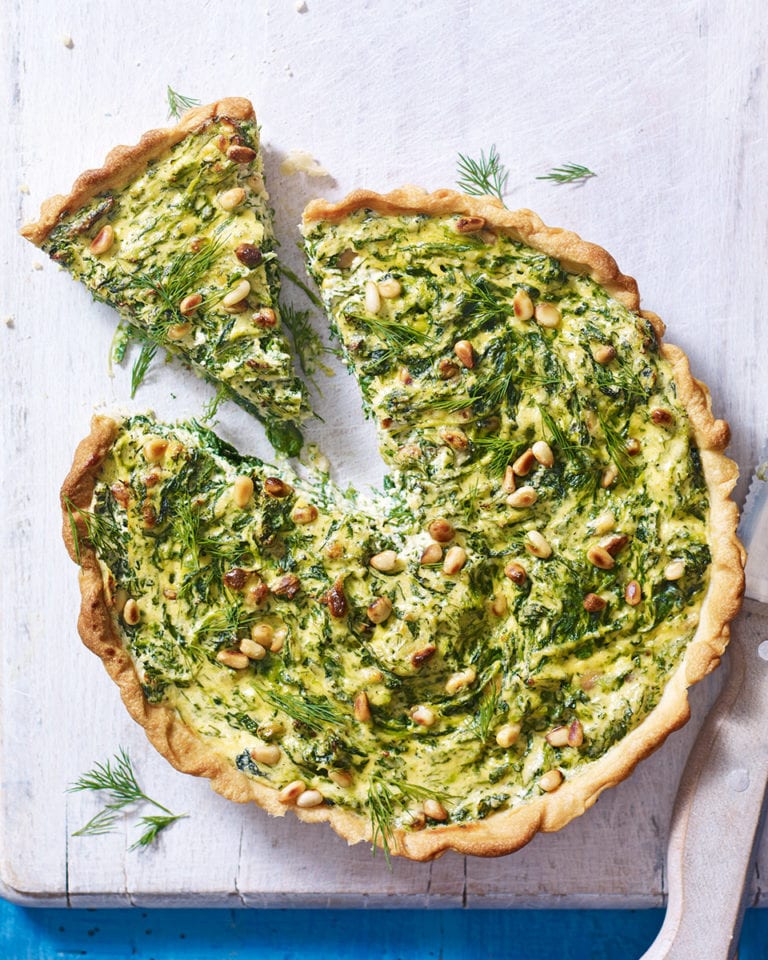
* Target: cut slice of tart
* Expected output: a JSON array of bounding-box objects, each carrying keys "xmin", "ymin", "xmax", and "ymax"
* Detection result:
[
  {"xmin": 22, "ymin": 98, "xmax": 308, "ymax": 455},
  {"xmin": 61, "ymin": 189, "xmax": 744, "ymax": 861}
]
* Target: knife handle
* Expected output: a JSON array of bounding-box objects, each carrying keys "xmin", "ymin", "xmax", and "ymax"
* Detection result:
[{"xmin": 641, "ymin": 600, "xmax": 768, "ymax": 960}]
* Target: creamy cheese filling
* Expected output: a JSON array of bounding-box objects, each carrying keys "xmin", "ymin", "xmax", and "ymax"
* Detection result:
[{"xmin": 79, "ymin": 210, "xmax": 710, "ymax": 841}]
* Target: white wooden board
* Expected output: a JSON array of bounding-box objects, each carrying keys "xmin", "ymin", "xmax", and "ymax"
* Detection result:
[{"xmin": 1, "ymin": 0, "xmax": 766, "ymax": 907}]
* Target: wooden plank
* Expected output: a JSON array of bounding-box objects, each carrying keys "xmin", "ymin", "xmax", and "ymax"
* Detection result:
[{"xmin": 1, "ymin": 0, "xmax": 765, "ymax": 907}]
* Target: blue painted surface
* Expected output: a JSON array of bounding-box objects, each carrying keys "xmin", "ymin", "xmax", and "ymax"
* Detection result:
[{"xmin": 1, "ymin": 901, "xmax": 767, "ymax": 960}]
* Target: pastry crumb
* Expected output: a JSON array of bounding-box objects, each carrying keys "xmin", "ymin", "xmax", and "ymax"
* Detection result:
[
  {"xmin": 19, "ymin": 183, "xmax": 30, "ymax": 195},
  {"xmin": 62, "ymin": 34, "xmax": 74, "ymax": 49},
  {"xmin": 32, "ymin": 261, "xmax": 44, "ymax": 271},
  {"xmin": 280, "ymin": 150, "xmax": 330, "ymax": 178},
  {"xmin": 296, "ymin": 1, "xmax": 308, "ymax": 11},
  {"xmin": 3, "ymin": 315, "xmax": 15, "ymax": 329}
]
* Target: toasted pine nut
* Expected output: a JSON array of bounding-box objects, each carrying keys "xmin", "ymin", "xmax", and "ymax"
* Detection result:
[
  {"xmin": 532, "ymin": 440, "xmax": 554, "ymax": 468},
  {"xmin": 438, "ymin": 358, "xmax": 460, "ymax": 380},
  {"xmin": 270, "ymin": 574, "xmax": 301, "ymax": 598},
  {"xmin": 440, "ymin": 427, "xmax": 469, "ymax": 451},
  {"xmin": 651, "ymin": 407, "xmax": 675, "ymax": 426},
  {"xmin": 233, "ymin": 475, "xmax": 254, "ymax": 507},
  {"xmin": 270, "ymin": 626, "xmax": 288, "ymax": 653},
  {"xmin": 602, "ymin": 534, "xmax": 629, "ymax": 557},
  {"xmin": 502, "ymin": 465, "xmax": 516, "ymax": 493},
  {"xmin": 587, "ymin": 545, "xmax": 615, "ymax": 569},
  {"xmin": 507, "ymin": 486, "xmax": 538, "ymax": 508},
  {"xmin": 593, "ymin": 344, "xmax": 616, "ymax": 365},
  {"xmin": 591, "ymin": 511, "xmax": 616, "ymax": 535},
  {"xmin": 423, "ymin": 799, "xmax": 448, "ymax": 821},
  {"xmin": 370, "ymin": 550, "xmax": 398, "ymax": 572},
  {"xmin": 250, "ymin": 743, "xmax": 281, "ymax": 766},
  {"xmin": 625, "ymin": 580, "xmax": 642, "ymax": 605},
  {"xmin": 179, "ymin": 293, "xmax": 202, "ymax": 315},
  {"xmin": 583, "ymin": 593, "xmax": 607, "ymax": 612},
  {"xmin": 411, "ymin": 705, "xmax": 436, "ymax": 727},
  {"xmin": 513, "ymin": 288, "xmax": 534, "ymax": 320},
  {"xmin": 455, "ymin": 216, "xmax": 485, "ymax": 233},
  {"xmin": 252, "ymin": 307, "xmax": 277, "ymax": 328},
  {"xmin": 167, "ymin": 322, "xmax": 192, "ymax": 340},
  {"xmin": 143, "ymin": 438, "xmax": 168, "ymax": 462},
  {"xmin": 443, "ymin": 545, "xmax": 467, "ymax": 575},
  {"xmin": 420, "ymin": 543, "xmax": 443, "ymax": 565},
  {"xmin": 496, "ymin": 723, "xmax": 521, "ymax": 748},
  {"xmin": 354, "ymin": 691, "xmax": 371, "ymax": 723},
  {"xmin": 226, "ymin": 144, "xmax": 257, "ymax": 164},
  {"xmin": 453, "ymin": 340, "xmax": 475, "ymax": 369},
  {"xmin": 512, "ymin": 448, "xmax": 536, "ymax": 476},
  {"xmin": 546, "ymin": 726, "xmax": 570, "ymax": 747},
  {"xmin": 535, "ymin": 302, "xmax": 561, "ymax": 328},
  {"xmin": 223, "ymin": 279, "xmax": 251, "ymax": 307},
  {"xmin": 263, "ymin": 477, "xmax": 294, "ymax": 498},
  {"xmin": 367, "ymin": 596, "xmax": 393, "ymax": 624},
  {"xmin": 218, "ymin": 186, "xmax": 246, "ymax": 211},
  {"xmin": 250, "ymin": 623, "xmax": 274, "ymax": 647},
  {"xmin": 490, "ymin": 594, "xmax": 508, "ymax": 617},
  {"xmin": 568, "ymin": 720, "xmax": 584, "ymax": 747},
  {"xmin": 240, "ymin": 638, "xmax": 267, "ymax": 660},
  {"xmin": 664, "ymin": 560, "xmax": 685, "ymax": 580},
  {"xmin": 428, "ymin": 518, "xmax": 455, "ymax": 542},
  {"xmin": 445, "ymin": 665, "xmax": 477, "ymax": 694},
  {"xmin": 89, "ymin": 225, "xmax": 115, "ymax": 255},
  {"xmin": 278, "ymin": 780, "xmax": 306, "ymax": 804},
  {"xmin": 235, "ymin": 243, "xmax": 263, "ymax": 267},
  {"xmin": 296, "ymin": 789, "xmax": 324, "ymax": 808},
  {"xmin": 601, "ymin": 463, "xmax": 619, "ymax": 488},
  {"xmin": 329, "ymin": 770, "xmax": 353, "ymax": 788},
  {"xmin": 411, "ymin": 645, "xmax": 436, "ymax": 668},
  {"xmin": 216, "ymin": 649, "xmax": 249, "ymax": 670},
  {"xmin": 123, "ymin": 598, "xmax": 140, "ymax": 626},
  {"xmin": 626, "ymin": 437, "xmax": 642, "ymax": 456},
  {"xmin": 398, "ymin": 366, "xmax": 412, "ymax": 385},
  {"xmin": 504, "ymin": 561, "xmax": 527, "ymax": 585},
  {"xmin": 364, "ymin": 280, "xmax": 381, "ymax": 314},
  {"xmin": 525, "ymin": 531, "xmax": 552, "ymax": 559},
  {"xmin": 378, "ymin": 277, "xmax": 402, "ymax": 298},
  {"xmin": 291, "ymin": 502, "xmax": 318, "ymax": 524},
  {"xmin": 539, "ymin": 770, "xmax": 564, "ymax": 792}
]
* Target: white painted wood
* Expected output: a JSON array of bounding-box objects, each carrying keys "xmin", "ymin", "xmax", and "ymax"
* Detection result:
[{"xmin": 1, "ymin": 0, "xmax": 766, "ymax": 907}]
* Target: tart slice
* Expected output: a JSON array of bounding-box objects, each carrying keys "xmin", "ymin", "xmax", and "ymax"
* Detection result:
[{"xmin": 22, "ymin": 98, "xmax": 308, "ymax": 455}]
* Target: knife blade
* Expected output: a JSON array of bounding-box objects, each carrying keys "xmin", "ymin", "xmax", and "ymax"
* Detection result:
[{"xmin": 642, "ymin": 452, "xmax": 768, "ymax": 960}]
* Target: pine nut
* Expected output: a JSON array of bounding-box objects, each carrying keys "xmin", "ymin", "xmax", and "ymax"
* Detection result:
[
  {"xmin": 179, "ymin": 293, "xmax": 202, "ymax": 315},
  {"xmin": 440, "ymin": 427, "xmax": 469, "ymax": 451},
  {"xmin": 226, "ymin": 144, "xmax": 257, "ymax": 164},
  {"xmin": 278, "ymin": 780, "xmax": 306, "ymax": 804},
  {"xmin": 420, "ymin": 543, "xmax": 443, "ymax": 565},
  {"xmin": 496, "ymin": 723, "xmax": 521, "ymax": 748},
  {"xmin": 651, "ymin": 407, "xmax": 675, "ymax": 426},
  {"xmin": 250, "ymin": 743, "xmax": 281, "ymax": 766},
  {"xmin": 438, "ymin": 358, "xmax": 460, "ymax": 380},
  {"xmin": 664, "ymin": 560, "xmax": 685, "ymax": 580},
  {"xmin": 502, "ymin": 465, "xmax": 516, "ymax": 493},
  {"xmin": 223, "ymin": 279, "xmax": 251, "ymax": 307},
  {"xmin": 143, "ymin": 438, "xmax": 168, "ymax": 462},
  {"xmin": 411, "ymin": 705, "xmax": 437, "ymax": 727},
  {"xmin": 443, "ymin": 545, "xmax": 467, "ymax": 575},
  {"xmin": 364, "ymin": 280, "xmax": 381, "ymax": 314},
  {"xmin": 625, "ymin": 580, "xmax": 642, "ymax": 605},
  {"xmin": 122, "ymin": 598, "xmax": 140, "ymax": 625},
  {"xmin": 445, "ymin": 666, "xmax": 477, "ymax": 694},
  {"xmin": 89, "ymin": 225, "xmax": 115, "ymax": 255},
  {"xmin": 583, "ymin": 593, "xmax": 607, "ymax": 612},
  {"xmin": 507, "ymin": 486, "xmax": 538, "ymax": 508},
  {"xmin": 535, "ymin": 302, "xmax": 561, "ymax": 328},
  {"xmin": 240, "ymin": 638, "xmax": 267, "ymax": 660},
  {"xmin": 291, "ymin": 502, "xmax": 318, "ymax": 524},
  {"xmin": 296, "ymin": 789, "xmax": 324, "ymax": 808},
  {"xmin": 370, "ymin": 550, "xmax": 398, "ymax": 572},
  {"xmin": 525, "ymin": 531, "xmax": 552, "ymax": 559},
  {"xmin": 367, "ymin": 596, "xmax": 393, "ymax": 624},
  {"xmin": 235, "ymin": 243, "xmax": 263, "ymax": 267},
  {"xmin": 423, "ymin": 799, "xmax": 448, "ymax": 821},
  {"xmin": 539, "ymin": 770, "xmax": 564, "ymax": 792},
  {"xmin": 263, "ymin": 477, "xmax": 294, "ymax": 498},
  {"xmin": 602, "ymin": 534, "xmax": 629, "ymax": 557},
  {"xmin": 626, "ymin": 437, "xmax": 642, "ymax": 456},
  {"xmin": 591, "ymin": 511, "xmax": 615, "ymax": 535},
  {"xmin": 329, "ymin": 770, "xmax": 353, "ymax": 788},
  {"xmin": 216, "ymin": 649, "xmax": 249, "ymax": 670},
  {"xmin": 233, "ymin": 475, "xmax": 254, "ymax": 507},
  {"xmin": 513, "ymin": 288, "xmax": 534, "ymax": 320},
  {"xmin": 567, "ymin": 720, "xmax": 584, "ymax": 747},
  {"xmin": 167, "ymin": 323, "xmax": 192, "ymax": 340},
  {"xmin": 453, "ymin": 340, "xmax": 475, "ymax": 369},
  {"xmin": 398, "ymin": 366, "xmax": 412, "ymax": 385},
  {"xmin": 378, "ymin": 278, "xmax": 402, "ymax": 298},
  {"xmin": 513, "ymin": 448, "xmax": 536, "ymax": 476},
  {"xmin": 546, "ymin": 726, "xmax": 570, "ymax": 747},
  {"xmin": 218, "ymin": 187, "xmax": 246, "ymax": 211},
  {"xmin": 354, "ymin": 691, "xmax": 371, "ymax": 723},
  {"xmin": 490, "ymin": 594, "xmax": 508, "ymax": 616},
  {"xmin": 532, "ymin": 440, "xmax": 554, "ymax": 468},
  {"xmin": 270, "ymin": 626, "xmax": 288, "ymax": 652},
  {"xmin": 428, "ymin": 518, "xmax": 455, "ymax": 542},
  {"xmin": 411, "ymin": 646, "xmax": 436, "ymax": 668},
  {"xmin": 593, "ymin": 344, "xmax": 616, "ymax": 365},
  {"xmin": 601, "ymin": 463, "xmax": 619, "ymax": 488},
  {"xmin": 504, "ymin": 561, "xmax": 527, "ymax": 585},
  {"xmin": 253, "ymin": 308, "xmax": 277, "ymax": 328},
  {"xmin": 455, "ymin": 216, "xmax": 485, "ymax": 233},
  {"xmin": 270, "ymin": 574, "xmax": 301, "ymax": 598},
  {"xmin": 587, "ymin": 545, "xmax": 615, "ymax": 569}
]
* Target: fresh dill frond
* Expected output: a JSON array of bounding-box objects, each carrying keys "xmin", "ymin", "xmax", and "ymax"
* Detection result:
[
  {"xmin": 134, "ymin": 232, "xmax": 229, "ymax": 321},
  {"xmin": 474, "ymin": 677, "xmax": 501, "ymax": 741},
  {"xmin": 69, "ymin": 747, "xmax": 187, "ymax": 848},
  {"xmin": 597, "ymin": 410, "xmax": 634, "ymax": 484},
  {"xmin": 62, "ymin": 497, "xmax": 122, "ymax": 560},
  {"xmin": 353, "ymin": 313, "xmax": 432, "ymax": 351},
  {"xmin": 260, "ymin": 688, "xmax": 342, "ymax": 728},
  {"xmin": 166, "ymin": 86, "xmax": 200, "ymax": 119},
  {"xmin": 278, "ymin": 263, "xmax": 324, "ymax": 310},
  {"xmin": 368, "ymin": 775, "xmax": 396, "ymax": 865},
  {"xmin": 538, "ymin": 404, "xmax": 584, "ymax": 461},
  {"xmin": 280, "ymin": 302, "xmax": 330, "ymax": 379},
  {"xmin": 536, "ymin": 163, "xmax": 596, "ymax": 184},
  {"xmin": 457, "ymin": 145, "xmax": 509, "ymax": 203},
  {"xmin": 131, "ymin": 339, "xmax": 158, "ymax": 397},
  {"xmin": 473, "ymin": 436, "xmax": 523, "ymax": 476},
  {"xmin": 201, "ymin": 383, "xmax": 230, "ymax": 424}
]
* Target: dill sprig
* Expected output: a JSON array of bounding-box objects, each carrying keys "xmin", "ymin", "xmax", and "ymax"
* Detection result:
[
  {"xmin": 62, "ymin": 497, "xmax": 122, "ymax": 563},
  {"xmin": 456, "ymin": 145, "xmax": 509, "ymax": 203},
  {"xmin": 280, "ymin": 302, "xmax": 330, "ymax": 380},
  {"xmin": 134, "ymin": 232, "xmax": 229, "ymax": 318},
  {"xmin": 278, "ymin": 263, "xmax": 324, "ymax": 311},
  {"xmin": 260, "ymin": 688, "xmax": 342, "ymax": 728},
  {"xmin": 201, "ymin": 383, "xmax": 230, "ymax": 424},
  {"xmin": 536, "ymin": 163, "xmax": 595, "ymax": 184},
  {"xmin": 353, "ymin": 312, "xmax": 432, "ymax": 351},
  {"xmin": 474, "ymin": 676, "xmax": 501, "ymax": 741},
  {"xmin": 597, "ymin": 410, "xmax": 634, "ymax": 485},
  {"xmin": 473, "ymin": 435, "xmax": 523, "ymax": 476},
  {"xmin": 69, "ymin": 747, "xmax": 187, "ymax": 849},
  {"xmin": 368, "ymin": 774, "xmax": 455, "ymax": 865},
  {"xmin": 131, "ymin": 339, "xmax": 158, "ymax": 397},
  {"xmin": 166, "ymin": 86, "xmax": 200, "ymax": 120}
]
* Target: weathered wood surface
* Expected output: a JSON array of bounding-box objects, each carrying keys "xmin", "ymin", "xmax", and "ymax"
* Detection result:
[{"xmin": 1, "ymin": 0, "xmax": 765, "ymax": 907}]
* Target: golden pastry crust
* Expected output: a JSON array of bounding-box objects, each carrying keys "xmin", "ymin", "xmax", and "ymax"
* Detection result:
[
  {"xmin": 20, "ymin": 98, "xmax": 255, "ymax": 247},
  {"xmin": 62, "ymin": 190, "xmax": 745, "ymax": 861}
]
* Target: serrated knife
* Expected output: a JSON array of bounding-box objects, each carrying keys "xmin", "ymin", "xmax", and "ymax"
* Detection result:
[{"xmin": 642, "ymin": 452, "xmax": 768, "ymax": 960}]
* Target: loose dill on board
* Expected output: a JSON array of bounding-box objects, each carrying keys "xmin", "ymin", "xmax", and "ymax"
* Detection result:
[
  {"xmin": 536, "ymin": 163, "xmax": 596, "ymax": 184},
  {"xmin": 456, "ymin": 145, "xmax": 509, "ymax": 203},
  {"xmin": 166, "ymin": 86, "xmax": 200, "ymax": 119}
]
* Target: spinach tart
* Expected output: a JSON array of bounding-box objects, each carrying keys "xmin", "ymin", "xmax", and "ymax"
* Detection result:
[
  {"xmin": 22, "ymin": 98, "xmax": 308, "ymax": 455},
  {"xmin": 61, "ymin": 188, "xmax": 744, "ymax": 861}
]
